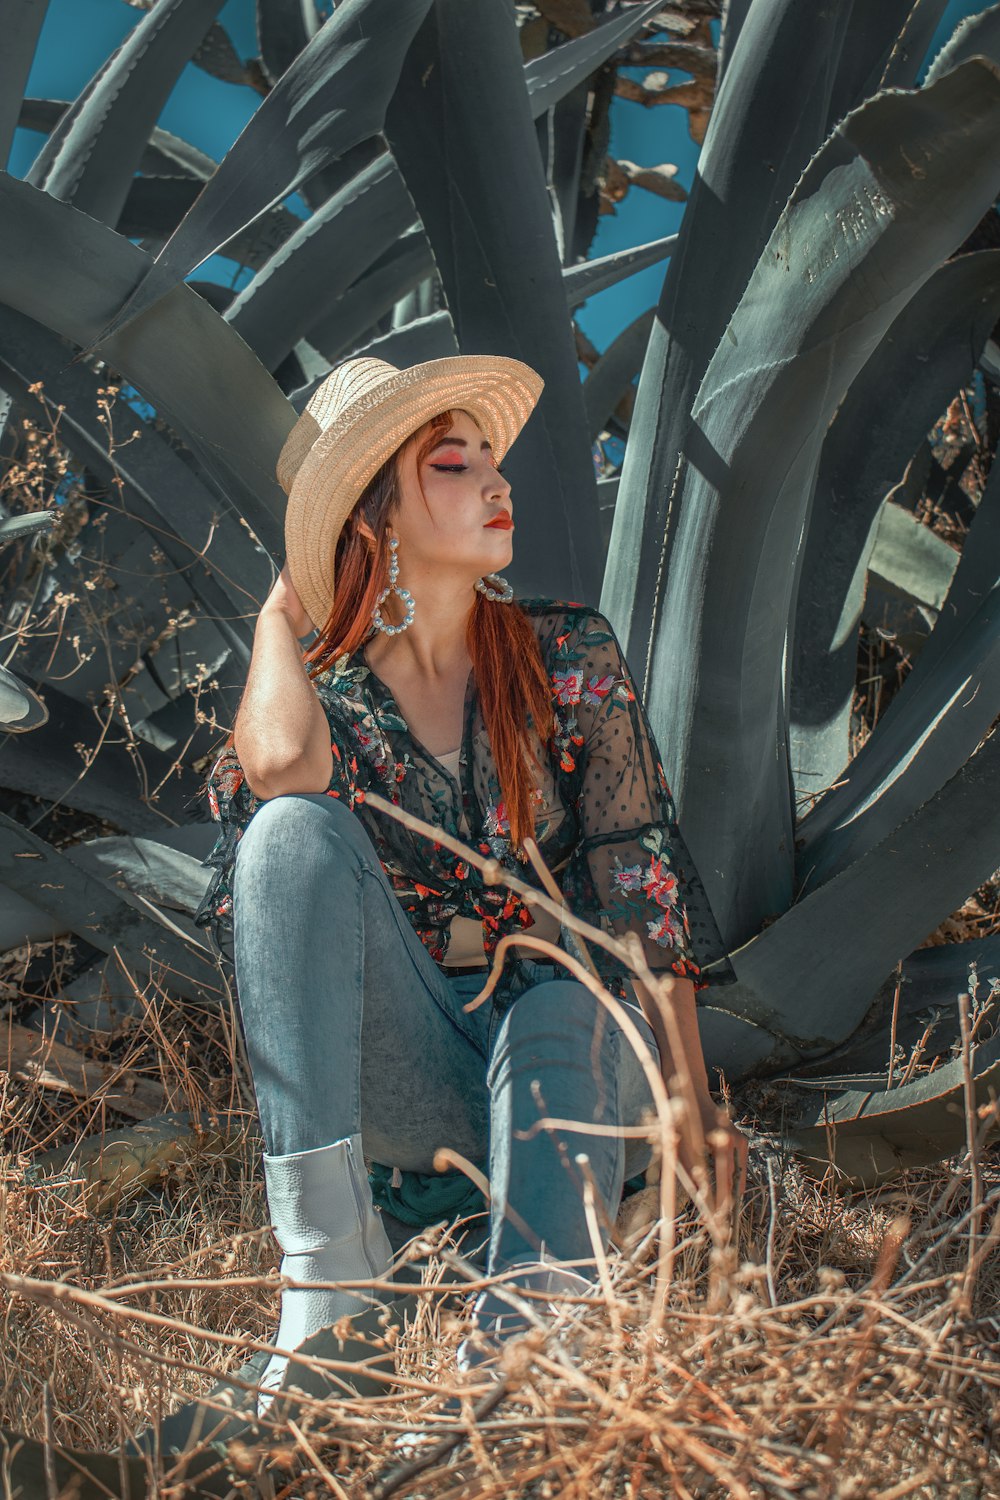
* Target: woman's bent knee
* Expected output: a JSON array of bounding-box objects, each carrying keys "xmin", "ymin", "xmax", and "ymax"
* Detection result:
[
  {"xmin": 488, "ymin": 978, "xmax": 658, "ymax": 1084},
  {"xmin": 488, "ymin": 980, "xmax": 611, "ymax": 1084},
  {"xmin": 499, "ymin": 979, "xmax": 613, "ymax": 1043},
  {"xmin": 234, "ymin": 792, "xmax": 372, "ymax": 882}
]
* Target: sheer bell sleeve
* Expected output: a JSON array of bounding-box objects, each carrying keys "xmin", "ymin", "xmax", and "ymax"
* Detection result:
[{"xmin": 559, "ymin": 609, "xmax": 721, "ymax": 993}]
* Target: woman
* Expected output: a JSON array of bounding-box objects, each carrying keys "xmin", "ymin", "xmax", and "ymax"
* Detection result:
[{"xmin": 193, "ymin": 354, "xmax": 748, "ymax": 1410}]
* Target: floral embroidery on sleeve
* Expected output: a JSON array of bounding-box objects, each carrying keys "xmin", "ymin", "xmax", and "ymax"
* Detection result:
[
  {"xmin": 609, "ymin": 828, "xmax": 692, "ymax": 955},
  {"xmin": 550, "ymin": 608, "xmax": 711, "ymax": 990}
]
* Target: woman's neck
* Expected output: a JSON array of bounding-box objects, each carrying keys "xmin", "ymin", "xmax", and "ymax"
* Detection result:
[{"xmin": 364, "ymin": 586, "xmax": 476, "ymax": 684}]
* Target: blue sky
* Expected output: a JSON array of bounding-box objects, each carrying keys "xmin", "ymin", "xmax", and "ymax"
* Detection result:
[{"xmin": 8, "ymin": 0, "xmax": 987, "ymax": 360}]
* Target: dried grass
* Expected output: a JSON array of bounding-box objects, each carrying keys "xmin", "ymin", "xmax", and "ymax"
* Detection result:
[{"xmin": 0, "ymin": 912, "xmax": 997, "ymax": 1498}]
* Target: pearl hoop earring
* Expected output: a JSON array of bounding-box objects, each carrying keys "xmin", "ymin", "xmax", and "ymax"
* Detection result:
[
  {"xmin": 475, "ymin": 573, "xmax": 514, "ymax": 603},
  {"xmin": 372, "ymin": 537, "xmax": 415, "ymax": 636}
]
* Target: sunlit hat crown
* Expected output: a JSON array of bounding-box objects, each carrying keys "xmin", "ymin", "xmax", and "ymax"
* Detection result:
[{"xmin": 280, "ymin": 354, "xmax": 544, "ymax": 632}]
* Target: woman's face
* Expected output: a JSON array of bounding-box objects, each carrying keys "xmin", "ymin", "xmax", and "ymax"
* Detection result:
[{"xmin": 390, "ymin": 408, "xmax": 514, "ymax": 587}]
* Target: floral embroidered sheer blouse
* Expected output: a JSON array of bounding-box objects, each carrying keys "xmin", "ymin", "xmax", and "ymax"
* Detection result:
[{"xmin": 192, "ymin": 598, "xmax": 727, "ymax": 998}]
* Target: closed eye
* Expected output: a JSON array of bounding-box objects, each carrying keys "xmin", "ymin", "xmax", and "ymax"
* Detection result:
[{"xmin": 431, "ymin": 464, "xmax": 507, "ymax": 475}]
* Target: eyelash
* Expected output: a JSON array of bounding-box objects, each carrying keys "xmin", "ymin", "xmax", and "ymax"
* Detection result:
[{"xmin": 431, "ymin": 463, "xmax": 507, "ymax": 475}]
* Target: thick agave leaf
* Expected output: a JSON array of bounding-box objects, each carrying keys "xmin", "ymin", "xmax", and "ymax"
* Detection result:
[
  {"xmin": 141, "ymin": 1367, "xmax": 268, "ymax": 1474},
  {"xmin": 0, "ymin": 0, "xmax": 47, "ymax": 167},
  {"xmin": 138, "ymin": 120, "xmax": 217, "ymax": 178},
  {"xmin": 266, "ymin": 1301, "xmax": 421, "ymax": 1410},
  {"xmin": 0, "ymin": 811, "xmax": 219, "ymax": 1000},
  {"xmin": 0, "ymin": 303, "xmax": 267, "ymax": 670},
  {"xmin": 797, "ymin": 463, "xmax": 1000, "ymax": 889},
  {"xmin": 38, "ymin": 0, "xmax": 225, "ymax": 225},
  {"xmin": 866, "ymin": 502, "xmax": 959, "ymax": 609},
  {"xmin": 225, "ymin": 136, "xmax": 388, "ymax": 277},
  {"xmin": 905, "ymin": 460, "xmax": 1000, "ymax": 690},
  {"xmin": 67, "ymin": 835, "xmax": 221, "ymax": 930},
  {"xmin": 563, "ymin": 231, "xmax": 676, "ymax": 310},
  {"xmin": 881, "ymin": 0, "xmax": 952, "ymax": 88},
  {"xmin": 20, "ymin": 99, "xmax": 217, "ymax": 184},
  {"xmin": 823, "ymin": 1, "xmax": 946, "ymax": 131},
  {"xmin": 925, "ymin": 1, "xmax": 1000, "ymax": 84},
  {"xmin": 636, "ymin": 61, "xmax": 1000, "ymax": 955},
  {"xmin": 289, "ymin": 309, "xmax": 459, "ymax": 411},
  {"xmin": 783, "ymin": 1031, "xmax": 1000, "ymax": 1187},
  {"xmin": 391, "ymin": 273, "xmax": 439, "ymax": 326},
  {"xmin": 191, "ymin": 17, "xmax": 255, "ymax": 87},
  {"xmin": 1, "ymin": 479, "xmax": 206, "ymax": 719},
  {"xmin": 697, "ymin": 1005, "xmax": 801, "ymax": 1081},
  {"xmin": 540, "ymin": 72, "xmax": 588, "ymax": 267},
  {"xmin": 581, "ymin": 306, "xmax": 654, "ymax": 442},
  {"xmin": 600, "ymin": 0, "xmax": 927, "ymax": 678},
  {"xmin": 25, "ymin": 44, "xmax": 122, "ymax": 189},
  {"xmin": 724, "ymin": 728, "xmax": 1000, "ymax": 1054},
  {"xmin": 119, "ymin": 177, "xmax": 301, "ymax": 272},
  {"xmin": 716, "ymin": 0, "xmax": 752, "ymax": 84},
  {"xmin": 0, "ymin": 665, "xmax": 48, "ymax": 731},
  {"xmin": 795, "ymin": 934, "xmax": 1000, "ymax": 1077},
  {"xmin": 384, "ymin": 0, "xmax": 603, "ymax": 600},
  {"xmin": 1, "ymin": 887, "xmax": 63, "ymax": 950},
  {"xmin": 0, "ymin": 487, "xmax": 233, "ymax": 748},
  {"xmin": 789, "ymin": 249, "xmax": 1000, "ymax": 802},
  {"xmin": 81, "ymin": 0, "xmax": 434, "ymax": 354},
  {"xmin": 524, "ymin": 0, "xmax": 665, "ymax": 118},
  {"xmin": 0, "ymin": 1432, "xmax": 148, "ymax": 1500},
  {"xmin": 225, "ymin": 152, "xmax": 417, "ymax": 371},
  {"xmin": 0, "ymin": 172, "xmax": 292, "ymax": 550},
  {"xmin": 0, "ymin": 327, "xmax": 251, "ymax": 810},
  {"xmin": 256, "ymin": 0, "xmax": 321, "ymax": 86},
  {"xmin": 0, "ymin": 508, "xmax": 54, "ymax": 549},
  {"xmin": 306, "ymin": 231, "xmax": 437, "ymax": 367},
  {"xmin": 0, "ymin": 680, "xmax": 204, "ymax": 836}
]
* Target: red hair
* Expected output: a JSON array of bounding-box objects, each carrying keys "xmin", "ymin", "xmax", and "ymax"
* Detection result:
[{"xmin": 215, "ymin": 410, "xmax": 556, "ymax": 850}]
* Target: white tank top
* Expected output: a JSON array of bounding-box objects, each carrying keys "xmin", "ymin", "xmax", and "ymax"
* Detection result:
[{"xmin": 433, "ymin": 747, "xmax": 563, "ymax": 968}]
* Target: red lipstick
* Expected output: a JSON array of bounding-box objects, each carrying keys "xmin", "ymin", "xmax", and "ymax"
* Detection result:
[{"xmin": 485, "ymin": 516, "xmax": 514, "ymax": 529}]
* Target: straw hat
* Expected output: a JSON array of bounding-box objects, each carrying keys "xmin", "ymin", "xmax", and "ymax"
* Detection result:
[{"xmin": 278, "ymin": 354, "xmax": 545, "ymax": 632}]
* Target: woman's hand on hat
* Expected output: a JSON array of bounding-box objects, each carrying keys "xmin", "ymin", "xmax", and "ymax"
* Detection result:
[{"xmin": 262, "ymin": 562, "xmax": 317, "ymax": 639}]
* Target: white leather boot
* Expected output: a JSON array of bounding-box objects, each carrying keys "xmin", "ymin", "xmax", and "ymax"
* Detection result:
[{"xmin": 258, "ymin": 1133, "xmax": 394, "ymax": 1415}]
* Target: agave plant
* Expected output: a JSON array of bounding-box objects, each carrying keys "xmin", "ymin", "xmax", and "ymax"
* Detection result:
[
  {"xmin": 0, "ymin": 0, "xmax": 998, "ymax": 1202},
  {"xmin": 0, "ymin": 509, "xmax": 53, "ymax": 731}
]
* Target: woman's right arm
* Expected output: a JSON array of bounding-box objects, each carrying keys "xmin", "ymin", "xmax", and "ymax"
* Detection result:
[{"xmin": 234, "ymin": 571, "xmax": 334, "ymax": 799}]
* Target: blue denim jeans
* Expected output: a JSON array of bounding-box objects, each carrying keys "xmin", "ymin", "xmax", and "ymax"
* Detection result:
[{"xmin": 231, "ymin": 792, "xmax": 660, "ymax": 1277}]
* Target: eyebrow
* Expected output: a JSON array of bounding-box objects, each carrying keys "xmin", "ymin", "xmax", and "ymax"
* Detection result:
[{"xmin": 427, "ymin": 437, "xmax": 493, "ymax": 453}]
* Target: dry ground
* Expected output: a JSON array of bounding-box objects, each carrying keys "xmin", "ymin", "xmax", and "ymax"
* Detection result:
[{"xmin": 0, "ymin": 943, "xmax": 997, "ymax": 1499}]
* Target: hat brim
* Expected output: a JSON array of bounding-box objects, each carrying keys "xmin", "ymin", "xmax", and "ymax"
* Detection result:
[{"xmin": 284, "ymin": 354, "xmax": 543, "ymax": 634}]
